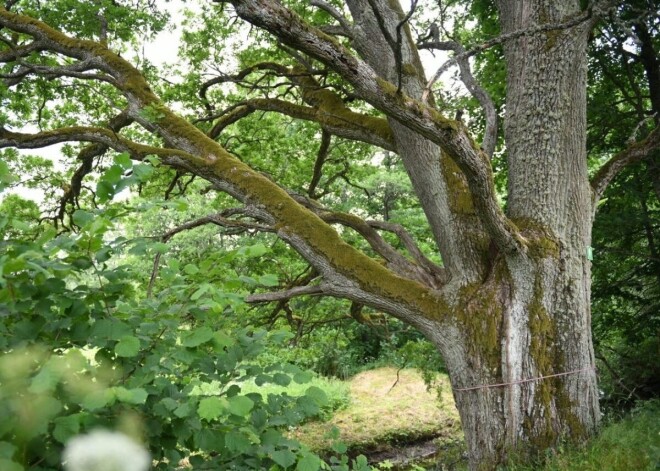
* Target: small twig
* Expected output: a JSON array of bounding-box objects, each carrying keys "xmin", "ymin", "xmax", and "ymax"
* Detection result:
[
  {"xmin": 420, "ymin": 7, "xmax": 598, "ymax": 98},
  {"xmin": 420, "ymin": 40, "xmax": 497, "ymax": 157},
  {"xmin": 310, "ymin": 0, "xmax": 352, "ymax": 37},
  {"xmin": 455, "ymin": 367, "xmax": 594, "ymax": 393},
  {"xmin": 387, "ymin": 363, "xmax": 407, "ymax": 393},
  {"xmin": 97, "ymin": 10, "xmax": 108, "ymax": 45},
  {"xmin": 627, "ymin": 112, "xmax": 657, "ymax": 144}
]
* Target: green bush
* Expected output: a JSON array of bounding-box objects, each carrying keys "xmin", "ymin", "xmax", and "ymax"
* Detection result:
[{"xmin": 0, "ymin": 209, "xmax": 368, "ymax": 471}]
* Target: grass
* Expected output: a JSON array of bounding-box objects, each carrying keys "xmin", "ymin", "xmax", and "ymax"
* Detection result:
[
  {"xmin": 289, "ymin": 367, "xmax": 462, "ymax": 453},
  {"xmin": 503, "ymin": 400, "xmax": 660, "ymax": 471}
]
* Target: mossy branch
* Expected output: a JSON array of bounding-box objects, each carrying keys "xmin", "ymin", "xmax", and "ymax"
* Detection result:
[
  {"xmin": 591, "ymin": 125, "xmax": 660, "ymax": 212},
  {"xmin": 0, "ymin": 125, "xmax": 189, "ymax": 161},
  {"xmin": 0, "ymin": 5, "xmax": 452, "ymax": 329},
  {"xmin": 205, "ymin": 97, "xmax": 395, "ymax": 151},
  {"xmin": 231, "ymin": 0, "xmax": 524, "ymax": 255}
]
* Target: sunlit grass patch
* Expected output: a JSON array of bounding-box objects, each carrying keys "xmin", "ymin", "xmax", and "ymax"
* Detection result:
[{"xmin": 290, "ymin": 367, "xmax": 461, "ymax": 453}]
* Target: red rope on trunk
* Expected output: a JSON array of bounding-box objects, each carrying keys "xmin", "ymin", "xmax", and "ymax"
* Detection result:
[{"xmin": 455, "ymin": 367, "xmax": 595, "ymax": 392}]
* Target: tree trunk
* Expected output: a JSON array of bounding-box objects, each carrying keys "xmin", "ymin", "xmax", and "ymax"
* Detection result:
[
  {"xmin": 434, "ymin": 252, "xmax": 600, "ymax": 470},
  {"xmin": 319, "ymin": 1, "xmax": 602, "ymax": 469},
  {"xmin": 431, "ymin": 2, "xmax": 601, "ymax": 468}
]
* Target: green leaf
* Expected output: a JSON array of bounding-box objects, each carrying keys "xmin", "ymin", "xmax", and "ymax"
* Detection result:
[
  {"xmin": 181, "ymin": 327, "xmax": 214, "ymax": 347},
  {"xmin": 194, "ymin": 428, "xmax": 221, "ymax": 451},
  {"xmin": 114, "ymin": 387, "xmax": 148, "ymax": 404},
  {"xmin": 0, "ymin": 459, "xmax": 23, "ymax": 471},
  {"xmin": 190, "ymin": 283, "xmax": 211, "ymax": 300},
  {"xmin": 132, "ymin": 163, "xmax": 154, "ymax": 181},
  {"xmin": 305, "ymin": 386, "xmax": 328, "ymax": 406},
  {"xmin": 0, "ymin": 442, "xmax": 17, "ymax": 459},
  {"xmin": 213, "ymin": 331, "xmax": 234, "ymax": 349},
  {"xmin": 91, "ymin": 319, "xmax": 132, "ymax": 340},
  {"xmin": 225, "ymin": 430, "xmax": 252, "ymax": 453},
  {"xmin": 72, "ymin": 209, "xmax": 94, "ymax": 227},
  {"xmin": 239, "ymin": 243, "xmax": 268, "ymax": 258},
  {"xmin": 114, "ymin": 152, "xmax": 133, "ymax": 170},
  {"xmin": 28, "ymin": 364, "xmax": 59, "ymax": 393},
  {"xmin": 296, "ymin": 453, "xmax": 321, "ymax": 471},
  {"xmin": 183, "ymin": 263, "xmax": 199, "ymax": 275},
  {"xmin": 198, "ymin": 397, "xmax": 225, "ymax": 421},
  {"xmin": 82, "ymin": 388, "xmax": 115, "ymax": 410},
  {"xmin": 353, "ymin": 455, "xmax": 369, "ymax": 470},
  {"xmin": 272, "ymin": 373, "xmax": 291, "ymax": 386},
  {"xmin": 226, "ymin": 395, "xmax": 254, "ymax": 417},
  {"xmin": 115, "ymin": 335, "xmax": 140, "ymax": 357},
  {"xmin": 293, "ymin": 371, "xmax": 313, "ymax": 384},
  {"xmin": 271, "ymin": 450, "xmax": 297, "ymax": 469},
  {"xmin": 160, "ymin": 398, "xmax": 178, "ymax": 411},
  {"xmin": 174, "ymin": 402, "xmax": 193, "ymax": 418},
  {"xmin": 331, "ymin": 442, "xmax": 347, "ymax": 454},
  {"xmin": 258, "ymin": 274, "xmax": 279, "ymax": 286},
  {"xmin": 52, "ymin": 415, "xmax": 81, "ymax": 444}
]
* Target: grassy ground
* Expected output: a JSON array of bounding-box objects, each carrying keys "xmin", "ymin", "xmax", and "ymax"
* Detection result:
[
  {"xmin": 289, "ymin": 367, "xmax": 462, "ymax": 454},
  {"xmin": 286, "ymin": 368, "xmax": 659, "ymax": 471},
  {"xmin": 502, "ymin": 400, "xmax": 660, "ymax": 471}
]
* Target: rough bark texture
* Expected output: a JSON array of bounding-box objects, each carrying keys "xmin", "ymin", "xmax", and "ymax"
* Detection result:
[{"xmin": 3, "ymin": 1, "xmax": 660, "ymax": 469}]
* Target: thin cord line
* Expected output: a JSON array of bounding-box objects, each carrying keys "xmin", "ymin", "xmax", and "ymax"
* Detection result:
[{"xmin": 455, "ymin": 367, "xmax": 595, "ymax": 392}]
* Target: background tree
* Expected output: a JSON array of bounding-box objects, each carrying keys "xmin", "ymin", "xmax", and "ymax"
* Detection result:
[{"xmin": 0, "ymin": 0, "xmax": 659, "ymax": 469}]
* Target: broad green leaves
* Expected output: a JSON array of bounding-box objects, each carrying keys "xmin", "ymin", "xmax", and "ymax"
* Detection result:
[
  {"xmin": 0, "ymin": 210, "xmax": 365, "ymax": 470},
  {"xmin": 115, "ymin": 335, "xmax": 140, "ymax": 357},
  {"xmin": 96, "ymin": 153, "xmax": 156, "ymax": 204}
]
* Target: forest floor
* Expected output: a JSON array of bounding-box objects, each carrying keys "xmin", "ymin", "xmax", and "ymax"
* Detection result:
[{"xmin": 289, "ymin": 367, "xmax": 464, "ymax": 468}]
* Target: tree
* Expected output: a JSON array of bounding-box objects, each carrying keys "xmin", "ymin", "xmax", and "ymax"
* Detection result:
[{"xmin": 0, "ymin": 0, "xmax": 658, "ymax": 469}]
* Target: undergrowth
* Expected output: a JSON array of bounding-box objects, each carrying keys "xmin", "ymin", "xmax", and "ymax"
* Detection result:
[{"xmin": 502, "ymin": 399, "xmax": 660, "ymax": 471}]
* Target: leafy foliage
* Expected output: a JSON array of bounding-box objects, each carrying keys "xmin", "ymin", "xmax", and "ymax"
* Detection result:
[{"xmin": 0, "ymin": 203, "xmax": 367, "ymax": 470}]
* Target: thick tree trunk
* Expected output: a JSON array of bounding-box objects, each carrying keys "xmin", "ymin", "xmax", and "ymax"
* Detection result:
[
  {"xmin": 336, "ymin": 1, "xmax": 601, "ymax": 469},
  {"xmin": 430, "ymin": 2, "xmax": 601, "ymax": 468},
  {"xmin": 435, "ymin": 253, "xmax": 600, "ymax": 470}
]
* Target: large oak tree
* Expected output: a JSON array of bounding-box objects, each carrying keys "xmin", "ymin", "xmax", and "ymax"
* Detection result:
[{"xmin": 1, "ymin": 0, "xmax": 658, "ymax": 469}]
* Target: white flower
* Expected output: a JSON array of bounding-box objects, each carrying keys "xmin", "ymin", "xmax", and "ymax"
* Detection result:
[{"xmin": 62, "ymin": 429, "xmax": 151, "ymax": 471}]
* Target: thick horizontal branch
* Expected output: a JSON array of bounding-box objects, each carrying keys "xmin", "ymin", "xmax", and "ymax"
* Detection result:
[
  {"xmin": 160, "ymin": 209, "xmax": 274, "ymax": 242},
  {"xmin": 0, "ymin": 40, "xmax": 45, "ymax": 62},
  {"xmin": 206, "ymin": 97, "xmax": 395, "ymax": 151},
  {"xmin": 198, "ymin": 61, "xmax": 290, "ymax": 112},
  {"xmin": 591, "ymin": 126, "xmax": 660, "ymax": 210},
  {"xmin": 229, "ymin": 0, "xmax": 523, "ymax": 254},
  {"xmin": 1, "ymin": 59, "xmax": 117, "ymax": 86},
  {"xmin": 0, "ymin": 125, "xmax": 190, "ymax": 161}
]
